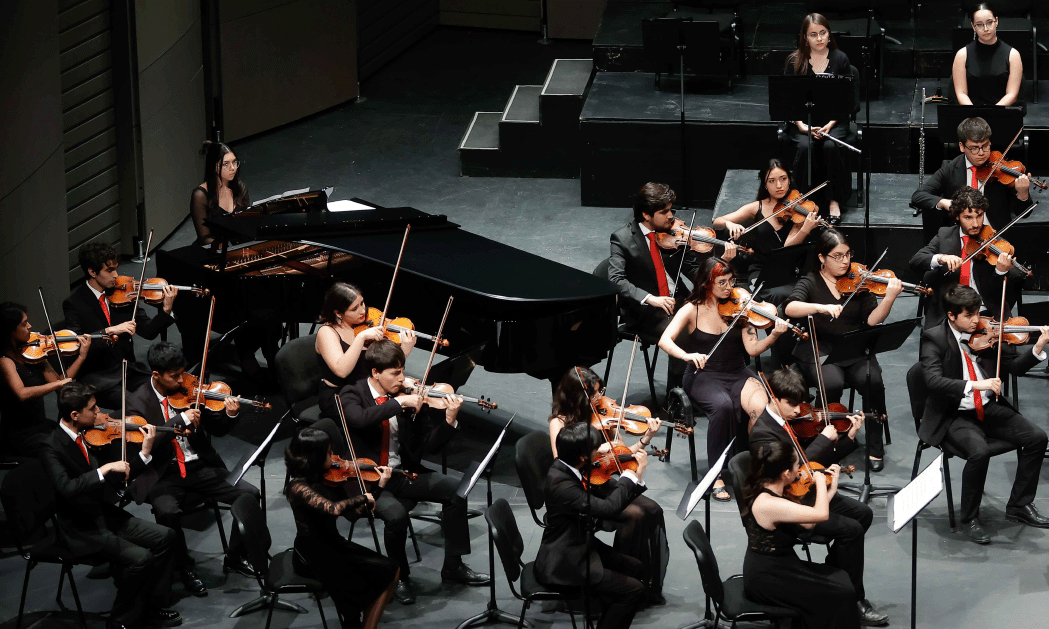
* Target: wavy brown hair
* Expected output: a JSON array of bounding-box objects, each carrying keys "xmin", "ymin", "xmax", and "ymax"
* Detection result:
[
  {"xmin": 686, "ymin": 257, "xmax": 735, "ymax": 306},
  {"xmin": 550, "ymin": 366, "xmax": 602, "ymax": 426},
  {"xmin": 786, "ymin": 13, "xmax": 838, "ymax": 75}
]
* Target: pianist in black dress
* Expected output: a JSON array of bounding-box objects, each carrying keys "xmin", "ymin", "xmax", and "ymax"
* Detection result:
[
  {"xmin": 190, "ymin": 141, "xmax": 250, "ymax": 248},
  {"xmin": 952, "ymin": 3, "xmax": 1023, "ymax": 107},
  {"xmin": 316, "ymin": 282, "xmax": 416, "ymax": 420}
]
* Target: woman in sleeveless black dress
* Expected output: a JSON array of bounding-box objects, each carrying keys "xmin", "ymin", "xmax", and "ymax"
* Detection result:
[
  {"xmin": 285, "ymin": 427, "xmax": 399, "ymax": 629},
  {"xmin": 741, "ymin": 440, "xmax": 858, "ymax": 629},
  {"xmin": 189, "ymin": 141, "xmax": 250, "ymax": 248},
  {"xmin": 953, "ymin": 4, "xmax": 1023, "ymax": 107},
  {"xmin": 658, "ymin": 258, "xmax": 788, "ymax": 499}
]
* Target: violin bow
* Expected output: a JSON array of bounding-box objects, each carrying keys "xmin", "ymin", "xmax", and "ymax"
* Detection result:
[
  {"xmin": 838, "ymin": 247, "xmax": 887, "ymax": 313},
  {"xmin": 994, "ymin": 275, "xmax": 1008, "ymax": 401},
  {"xmin": 757, "ymin": 371, "xmax": 816, "ymax": 478},
  {"xmin": 574, "ymin": 366, "xmax": 624, "ymax": 475},
  {"xmin": 671, "ymin": 210, "xmax": 699, "ymax": 291},
  {"xmin": 411, "ymin": 296, "xmax": 454, "ymax": 418},
  {"xmin": 739, "ymin": 182, "xmax": 829, "ymax": 237},
  {"xmin": 612, "ymin": 337, "xmax": 641, "ymax": 445},
  {"xmin": 193, "ymin": 297, "xmax": 216, "ymax": 410},
  {"xmin": 36, "ymin": 286, "xmax": 67, "ymax": 379},
  {"xmin": 335, "ymin": 397, "xmax": 382, "ymax": 549},
  {"xmin": 806, "ymin": 315, "xmax": 832, "ymax": 429},
  {"xmin": 978, "ymin": 127, "xmax": 1023, "ymax": 194},
  {"xmin": 708, "ymin": 282, "xmax": 763, "ymax": 361},
  {"xmin": 378, "ymin": 225, "xmax": 411, "ymax": 330},
  {"xmin": 120, "ymin": 359, "xmax": 128, "ymax": 467},
  {"xmin": 129, "ymin": 229, "xmax": 155, "ymax": 325},
  {"xmin": 951, "ymin": 202, "xmax": 1037, "ymax": 273}
]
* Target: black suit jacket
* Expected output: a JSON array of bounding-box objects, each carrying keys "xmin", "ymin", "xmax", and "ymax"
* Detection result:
[
  {"xmin": 910, "ymin": 154, "xmax": 1030, "ymax": 231},
  {"xmin": 918, "ymin": 319, "xmax": 1041, "ymax": 446},
  {"xmin": 339, "ymin": 378, "xmax": 458, "ymax": 472},
  {"xmin": 62, "ymin": 283, "xmax": 174, "ymax": 375},
  {"xmin": 908, "ymin": 225, "xmax": 1023, "ymax": 329},
  {"xmin": 39, "ymin": 426, "xmax": 145, "ymax": 556},
  {"xmin": 534, "ymin": 461, "xmax": 645, "ymax": 587},
  {"xmin": 125, "ymin": 381, "xmax": 237, "ymax": 502},
  {"xmin": 608, "ymin": 221, "xmax": 700, "ymax": 321},
  {"xmin": 748, "ymin": 409, "xmax": 857, "ymax": 467}
]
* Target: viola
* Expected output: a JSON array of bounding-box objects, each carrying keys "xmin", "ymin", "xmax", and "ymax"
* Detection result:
[
  {"xmin": 20, "ymin": 330, "xmax": 109, "ymax": 363},
  {"xmin": 717, "ymin": 287, "xmax": 809, "ymax": 339},
  {"xmin": 786, "ymin": 462, "xmax": 856, "ymax": 502},
  {"xmin": 836, "ymin": 262, "xmax": 932, "ymax": 297},
  {"xmin": 655, "ymin": 219, "xmax": 754, "ymax": 255},
  {"xmin": 966, "ymin": 315, "xmax": 1043, "ymax": 352},
  {"xmin": 773, "ymin": 190, "xmax": 830, "ymax": 228},
  {"xmin": 165, "ymin": 372, "xmax": 271, "ymax": 412},
  {"xmin": 588, "ymin": 444, "xmax": 639, "ymax": 486},
  {"xmin": 974, "ymin": 151, "xmax": 1049, "ymax": 191},
  {"xmin": 789, "ymin": 403, "xmax": 854, "ymax": 438},
  {"xmin": 107, "ymin": 276, "xmax": 209, "ymax": 307},
  {"xmin": 591, "ymin": 396, "xmax": 694, "ymax": 437},
  {"xmin": 324, "ymin": 454, "xmax": 418, "ymax": 486},
  {"xmin": 82, "ymin": 414, "xmax": 184, "ymax": 448},
  {"xmin": 354, "ymin": 306, "xmax": 449, "ymax": 347},
  {"xmin": 403, "ymin": 378, "xmax": 497, "ymax": 410},
  {"xmin": 961, "ymin": 225, "xmax": 1034, "ymax": 276}
]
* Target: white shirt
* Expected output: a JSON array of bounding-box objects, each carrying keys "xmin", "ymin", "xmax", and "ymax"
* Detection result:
[
  {"xmin": 638, "ymin": 223, "xmax": 676, "ymax": 305},
  {"xmin": 929, "ymin": 226, "xmax": 1006, "ymax": 305},
  {"xmin": 765, "ymin": 404, "xmax": 786, "ymax": 427},
  {"xmin": 555, "ymin": 457, "xmax": 644, "ymax": 487},
  {"xmin": 947, "ymin": 322, "xmax": 1046, "ymax": 410},
  {"xmin": 61, "ymin": 420, "xmax": 151, "ymax": 481},
  {"xmin": 153, "ymin": 381, "xmax": 199, "ymax": 463},
  {"xmin": 368, "ymin": 379, "xmax": 401, "ymax": 468}
]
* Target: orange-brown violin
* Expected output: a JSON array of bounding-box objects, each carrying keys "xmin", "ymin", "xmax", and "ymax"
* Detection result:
[
  {"xmin": 961, "ymin": 225, "xmax": 1034, "ymax": 276},
  {"xmin": 354, "ymin": 306, "xmax": 449, "ymax": 347},
  {"xmin": 82, "ymin": 414, "xmax": 185, "ymax": 448},
  {"xmin": 323, "ymin": 454, "xmax": 418, "ymax": 486},
  {"xmin": 974, "ymin": 151, "xmax": 1048, "ymax": 190},
  {"xmin": 106, "ymin": 276, "xmax": 209, "ymax": 307},
  {"xmin": 165, "ymin": 373, "xmax": 271, "ymax": 412},
  {"xmin": 655, "ymin": 219, "xmax": 754, "ymax": 255},
  {"xmin": 717, "ymin": 287, "xmax": 809, "ymax": 339},
  {"xmin": 20, "ymin": 330, "xmax": 109, "ymax": 363},
  {"xmin": 836, "ymin": 262, "xmax": 933, "ymax": 297}
]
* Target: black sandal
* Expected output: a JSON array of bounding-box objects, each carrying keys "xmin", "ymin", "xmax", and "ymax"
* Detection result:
[
  {"xmin": 712, "ymin": 483, "xmax": 731, "ymax": 502},
  {"xmin": 827, "ymin": 214, "xmax": 842, "ymax": 226}
]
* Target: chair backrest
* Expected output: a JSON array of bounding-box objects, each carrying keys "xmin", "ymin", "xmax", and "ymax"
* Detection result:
[
  {"xmin": 515, "ymin": 431, "xmax": 553, "ymax": 519},
  {"xmin": 905, "ymin": 362, "xmax": 927, "ymax": 433},
  {"xmin": 232, "ymin": 494, "xmax": 270, "ymax": 587},
  {"xmin": 724, "ymin": 451, "xmax": 751, "ymax": 515},
  {"xmin": 0, "ymin": 459, "xmax": 55, "ymax": 554},
  {"xmin": 683, "ymin": 520, "xmax": 725, "ymax": 606},
  {"xmin": 486, "ymin": 498, "xmax": 525, "ymax": 584},
  {"xmin": 274, "ymin": 334, "xmax": 321, "ymax": 408}
]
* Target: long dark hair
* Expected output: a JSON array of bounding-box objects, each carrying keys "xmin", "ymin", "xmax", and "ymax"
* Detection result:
[
  {"xmin": 285, "ymin": 427, "xmax": 332, "ymax": 485},
  {"xmin": 551, "ymin": 366, "xmax": 602, "ymax": 425},
  {"xmin": 201, "ymin": 141, "xmax": 248, "ymax": 212},
  {"xmin": 317, "ymin": 282, "xmax": 363, "ymax": 326},
  {"xmin": 741, "ymin": 441, "xmax": 798, "ymax": 514},
  {"xmin": 687, "ymin": 257, "xmax": 735, "ymax": 306},
  {"xmin": 787, "ymin": 13, "xmax": 837, "ymax": 75},
  {"xmin": 0, "ymin": 302, "xmax": 27, "ymax": 356},
  {"xmin": 756, "ymin": 159, "xmax": 794, "ymax": 202}
]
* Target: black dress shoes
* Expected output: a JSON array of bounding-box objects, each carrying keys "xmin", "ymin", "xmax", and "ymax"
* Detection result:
[
  {"xmin": 868, "ymin": 458, "xmax": 884, "ymax": 473},
  {"xmin": 441, "ymin": 563, "xmax": 491, "ymax": 586},
  {"xmin": 149, "ymin": 608, "xmax": 183, "ymax": 627},
  {"xmin": 858, "ymin": 599, "xmax": 889, "ymax": 626},
  {"xmin": 394, "ymin": 579, "xmax": 416, "ymax": 605},
  {"xmin": 1005, "ymin": 504, "xmax": 1049, "ymax": 528},
  {"xmin": 180, "ymin": 568, "xmax": 207, "ymax": 597},
  {"xmin": 965, "ymin": 518, "xmax": 991, "ymax": 545},
  {"xmin": 222, "ymin": 555, "xmax": 257, "ymax": 577}
]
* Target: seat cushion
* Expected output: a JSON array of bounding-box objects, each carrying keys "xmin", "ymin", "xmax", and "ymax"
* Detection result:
[
  {"xmin": 721, "ymin": 576, "xmax": 800, "ymax": 619},
  {"xmin": 269, "ymin": 549, "xmax": 325, "ymax": 592},
  {"xmin": 295, "ymin": 404, "xmax": 323, "ymax": 424},
  {"xmin": 520, "ymin": 561, "xmax": 581, "ymax": 599}
]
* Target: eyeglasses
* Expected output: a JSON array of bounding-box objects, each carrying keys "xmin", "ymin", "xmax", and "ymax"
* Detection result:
[
  {"xmin": 964, "ymin": 143, "xmax": 991, "ymax": 154},
  {"xmin": 827, "ymin": 251, "xmax": 854, "ymax": 262},
  {"xmin": 714, "ymin": 279, "xmax": 737, "ymax": 288},
  {"xmin": 973, "ymin": 19, "xmax": 996, "ymax": 31},
  {"xmin": 807, "ymin": 30, "xmax": 829, "ymax": 40},
  {"xmin": 221, "ymin": 160, "xmax": 241, "ymax": 170}
]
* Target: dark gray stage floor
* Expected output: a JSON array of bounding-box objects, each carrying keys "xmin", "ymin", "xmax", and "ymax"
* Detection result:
[{"xmin": 5, "ymin": 26, "xmax": 1049, "ymax": 629}]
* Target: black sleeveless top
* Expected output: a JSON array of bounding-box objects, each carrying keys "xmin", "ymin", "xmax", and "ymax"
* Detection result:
[
  {"xmin": 743, "ymin": 489, "xmax": 798, "ymax": 556},
  {"xmin": 0, "ymin": 358, "xmax": 51, "ymax": 454},
  {"xmin": 689, "ymin": 324, "xmax": 747, "ymax": 372},
  {"xmin": 317, "ymin": 327, "xmax": 370, "ymax": 410},
  {"xmin": 964, "ymin": 39, "xmax": 1013, "ymax": 106},
  {"xmin": 746, "ymin": 218, "xmax": 796, "ymax": 285}
]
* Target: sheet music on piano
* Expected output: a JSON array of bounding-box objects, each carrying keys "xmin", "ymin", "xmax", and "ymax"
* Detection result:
[{"xmin": 248, "ymin": 186, "xmax": 334, "ymax": 209}]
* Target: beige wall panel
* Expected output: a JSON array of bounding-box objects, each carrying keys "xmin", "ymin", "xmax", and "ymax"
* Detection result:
[{"xmin": 135, "ymin": 0, "xmax": 199, "ymax": 72}]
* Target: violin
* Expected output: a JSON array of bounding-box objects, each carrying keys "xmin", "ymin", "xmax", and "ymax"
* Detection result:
[
  {"xmin": 974, "ymin": 151, "xmax": 1049, "ymax": 191},
  {"xmin": 961, "ymin": 225, "xmax": 1034, "ymax": 276},
  {"xmin": 403, "ymin": 377, "xmax": 497, "ymax": 410},
  {"xmin": 591, "ymin": 396, "xmax": 693, "ymax": 437},
  {"xmin": 323, "ymin": 454, "xmax": 418, "ymax": 486},
  {"xmin": 106, "ymin": 276, "xmax": 209, "ymax": 306},
  {"xmin": 655, "ymin": 219, "xmax": 754, "ymax": 255},
  {"xmin": 588, "ymin": 444, "xmax": 640, "ymax": 486},
  {"xmin": 20, "ymin": 330, "xmax": 110, "ymax": 363},
  {"xmin": 165, "ymin": 372, "xmax": 271, "ymax": 411},
  {"xmin": 836, "ymin": 262, "xmax": 933, "ymax": 297},
  {"xmin": 785, "ymin": 461, "xmax": 856, "ymax": 502},
  {"xmin": 717, "ymin": 287, "xmax": 809, "ymax": 339},
  {"xmin": 82, "ymin": 414, "xmax": 184, "ymax": 448},
  {"xmin": 774, "ymin": 190, "xmax": 831, "ymax": 228},
  {"xmin": 966, "ymin": 315, "xmax": 1044, "ymax": 352},
  {"xmin": 789, "ymin": 403, "xmax": 854, "ymax": 438},
  {"xmin": 354, "ymin": 306, "xmax": 449, "ymax": 347}
]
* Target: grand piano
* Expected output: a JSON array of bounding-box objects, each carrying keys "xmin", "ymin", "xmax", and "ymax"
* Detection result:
[{"xmin": 156, "ymin": 197, "xmax": 619, "ymax": 384}]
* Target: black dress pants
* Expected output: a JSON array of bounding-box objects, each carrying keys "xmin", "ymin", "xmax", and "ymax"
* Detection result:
[
  {"xmin": 797, "ymin": 357, "xmax": 887, "ymax": 458},
  {"xmin": 790, "ymin": 124, "xmax": 852, "ymax": 206},
  {"xmin": 803, "ymin": 493, "xmax": 872, "ymax": 601},
  {"xmin": 591, "ymin": 544, "xmax": 648, "ymax": 629},
  {"xmin": 96, "ymin": 513, "xmax": 177, "ymax": 626}
]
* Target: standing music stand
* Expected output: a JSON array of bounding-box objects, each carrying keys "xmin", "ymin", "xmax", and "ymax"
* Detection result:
[
  {"xmin": 824, "ymin": 317, "xmax": 920, "ymax": 503},
  {"xmin": 936, "ymin": 105, "xmax": 1025, "ymax": 155},
  {"xmin": 768, "ymin": 75, "xmax": 853, "ymax": 190},
  {"xmin": 887, "ymin": 454, "xmax": 944, "ymax": 629}
]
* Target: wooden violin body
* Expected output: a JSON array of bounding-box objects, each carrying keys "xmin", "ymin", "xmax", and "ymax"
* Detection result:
[
  {"xmin": 786, "ymin": 462, "xmax": 856, "ymax": 503},
  {"xmin": 655, "ymin": 219, "xmax": 754, "ymax": 255},
  {"xmin": 774, "ymin": 190, "xmax": 827, "ymax": 227},
  {"xmin": 836, "ymin": 262, "xmax": 932, "ymax": 296},
  {"xmin": 82, "ymin": 414, "xmax": 182, "ymax": 448},
  {"xmin": 591, "ymin": 396, "xmax": 694, "ymax": 437},
  {"xmin": 107, "ymin": 276, "xmax": 208, "ymax": 307},
  {"xmin": 588, "ymin": 444, "xmax": 638, "ymax": 486},
  {"xmin": 20, "ymin": 330, "xmax": 109, "ymax": 363},
  {"xmin": 165, "ymin": 372, "xmax": 271, "ymax": 411},
  {"xmin": 403, "ymin": 377, "xmax": 497, "ymax": 410},
  {"xmin": 962, "ymin": 225, "xmax": 1034, "ymax": 276},
  {"xmin": 789, "ymin": 403, "xmax": 852, "ymax": 438},
  {"xmin": 974, "ymin": 151, "xmax": 1049, "ymax": 190},
  {"xmin": 354, "ymin": 307, "xmax": 449, "ymax": 347},
  {"xmin": 717, "ymin": 287, "xmax": 809, "ymax": 339},
  {"xmin": 967, "ymin": 315, "xmax": 1039, "ymax": 351},
  {"xmin": 323, "ymin": 454, "xmax": 418, "ymax": 486}
]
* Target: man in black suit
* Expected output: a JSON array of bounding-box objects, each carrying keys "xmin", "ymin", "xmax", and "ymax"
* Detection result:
[
  {"xmin": 63, "ymin": 243, "xmax": 177, "ymax": 409},
  {"xmin": 910, "ymin": 116, "xmax": 1030, "ymax": 243},
  {"xmin": 534, "ymin": 422, "xmax": 649, "ymax": 629},
  {"xmin": 909, "ymin": 187, "xmax": 1024, "ymax": 330},
  {"xmin": 39, "ymin": 382, "xmax": 180, "ymax": 629},
  {"xmin": 126, "ymin": 342, "xmax": 257, "ymax": 597},
  {"xmin": 919, "ymin": 285, "xmax": 1049, "ymax": 544},
  {"xmin": 747, "ymin": 368, "xmax": 888, "ymax": 626},
  {"xmin": 313, "ymin": 339, "xmax": 487, "ymax": 605}
]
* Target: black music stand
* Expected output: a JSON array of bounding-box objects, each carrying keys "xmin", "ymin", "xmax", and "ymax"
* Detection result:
[
  {"xmin": 824, "ymin": 318, "xmax": 920, "ymax": 503},
  {"xmin": 887, "ymin": 453, "xmax": 944, "ymax": 629},
  {"xmin": 754, "ymin": 243, "xmax": 816, "ymax": 294},
  {"xmin": 768, "ymin": 75, "xmax": 853, "ymax": 190},
  {"xmin": 936, "ymin": 105, "xmax": 1024, "ymax": 154}
]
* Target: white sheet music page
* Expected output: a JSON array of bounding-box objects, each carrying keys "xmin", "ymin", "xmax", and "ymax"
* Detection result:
[
  {"xmin": 891, "ymin": 453, "xmax": 944, "ymax": 533},
  {"xmin": 684, "ymin": 438, "xmax": 735, "ymax": 517}
]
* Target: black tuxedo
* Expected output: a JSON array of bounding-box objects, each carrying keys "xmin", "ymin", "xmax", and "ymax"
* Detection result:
[
  {"xmin": 748, "ymin": 409, "xmax": 858, "ymax": 467},
  {"xmin": 39, "ymin": 426, "xmax": 175, "ymax": 626},
  {"xmin": 918, "ymin": 320, "xmax": 1047, "ymax": 521},
  {"xmin": 910, "ymin": 154, "xmax": 1030, "ymax": 243},
  {"xmin": 909, "ymin": 225, "xmax": 1023, "ymax": 329}
]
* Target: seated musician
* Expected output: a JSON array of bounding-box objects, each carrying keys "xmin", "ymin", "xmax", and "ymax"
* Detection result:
[
  {"xmin": 190, "ymin": 141, "xmax": 250, "ymax": 248},
  {"xmin": 657, "ymin": 258, "xmax": 786, "ymax": 501},
  {"xmin": 714, "ymin": 159, "xmax": 821, "ymax": 305},
  {"xmin": 952, "ymin": 4, "xmax": 1023, "ymax": 108},
  {"xmin": 548, "ymin": 366, "xmax": 667, "ymax": 604},
  {"xmin": 784, "ymin": 229, "xmax": 902, "ymax": 472},
  {"xmin": 741, "ymin": 440, "xmax": 859, "ymax": 629},
  {"xmin": 748, "ymin": 368, "xmax": 885, "ymax": 626},
  {"xmin": 316, "ymin": 282, "xmax": 416, "ymax": 420},
  {"xmin": 312, "ymin": 339, "xmax": 488, "ymax": 606},
  {"xmin": 285, "ymin": 427, "xmax": 400, "ymax": 629},
  {"xmin": 1, "ymin": 302, "xmax": 91, "ymax": 458},
  {"xmin": 535, "ymin": 421, "xmax": 650, "ymax": 629},
  {"xmin": 126, "ymin": 342, "xmax": 258, "ymax": 597},
  {"xmin": 910, "ymin": 116, "xmax": 1030, "ymax": 243},
  {"xmin": 63, "ymin": 243, "xmax": 177, "ymax": 409},
  {"xmin": 909, "ymin": 187, "xmax": 1024, "ymax": 330},
  {"xmin": 919, "ymin": 284, "xmax": 1049, "ymax": 543},
  {"xmin": 39, "ymin": 382, "xmax": 181, "ymax": 629},
  {"xmin": 784, "ymin": 13, "xmax": 852, "ymax": 225}
]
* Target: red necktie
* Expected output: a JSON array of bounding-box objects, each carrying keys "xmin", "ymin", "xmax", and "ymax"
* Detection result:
[
  {"xmin": 970, "ymin": 166, "xmax": 978, "ymax": 189},
  {"xmin": 75, "ymin": 435, "xmax": 90, "ymax": 464},
  {"xmin": 375, "ymin": 396, "xmax": 390, "ymax": 466},
  {"xmin": 961, "ymin": 348, "xmax": 985, "ymax": 421},
  {"xmin": 99, "ymin": 293, "xmax": 111, "ymax": 326},
  {"xmin": 646, "ymin": 233, "xmax": 670, "ymax": 297},
  {"xmin": 163, "ymin": 398, "xmax": 187, "ymax": 478},
  {"xmin": 959, "ymin": 236, "xmax": 972, "ymax": 288}
]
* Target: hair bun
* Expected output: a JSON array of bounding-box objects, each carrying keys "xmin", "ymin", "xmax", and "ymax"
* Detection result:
[{"xmin": 200, "ymin": 140, "xmax": 213, "ymax": 156}]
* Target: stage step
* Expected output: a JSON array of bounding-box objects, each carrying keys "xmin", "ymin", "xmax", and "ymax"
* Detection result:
[
  {"xmin": 459, "ymin": 112, "xmax": 505, "ymax": 177},
  {"xmin": 541, "ymin": 59, "xmax": 594, "ymax": 126},
  {"xmin": 499, "ymin": 85, "xmax": 542, "ymax": 149}
]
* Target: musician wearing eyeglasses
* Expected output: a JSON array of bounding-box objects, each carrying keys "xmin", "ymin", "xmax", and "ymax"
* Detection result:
[{"xmin": 952, "ymin": 4, "xmax": 1023, "ymax": 109}]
